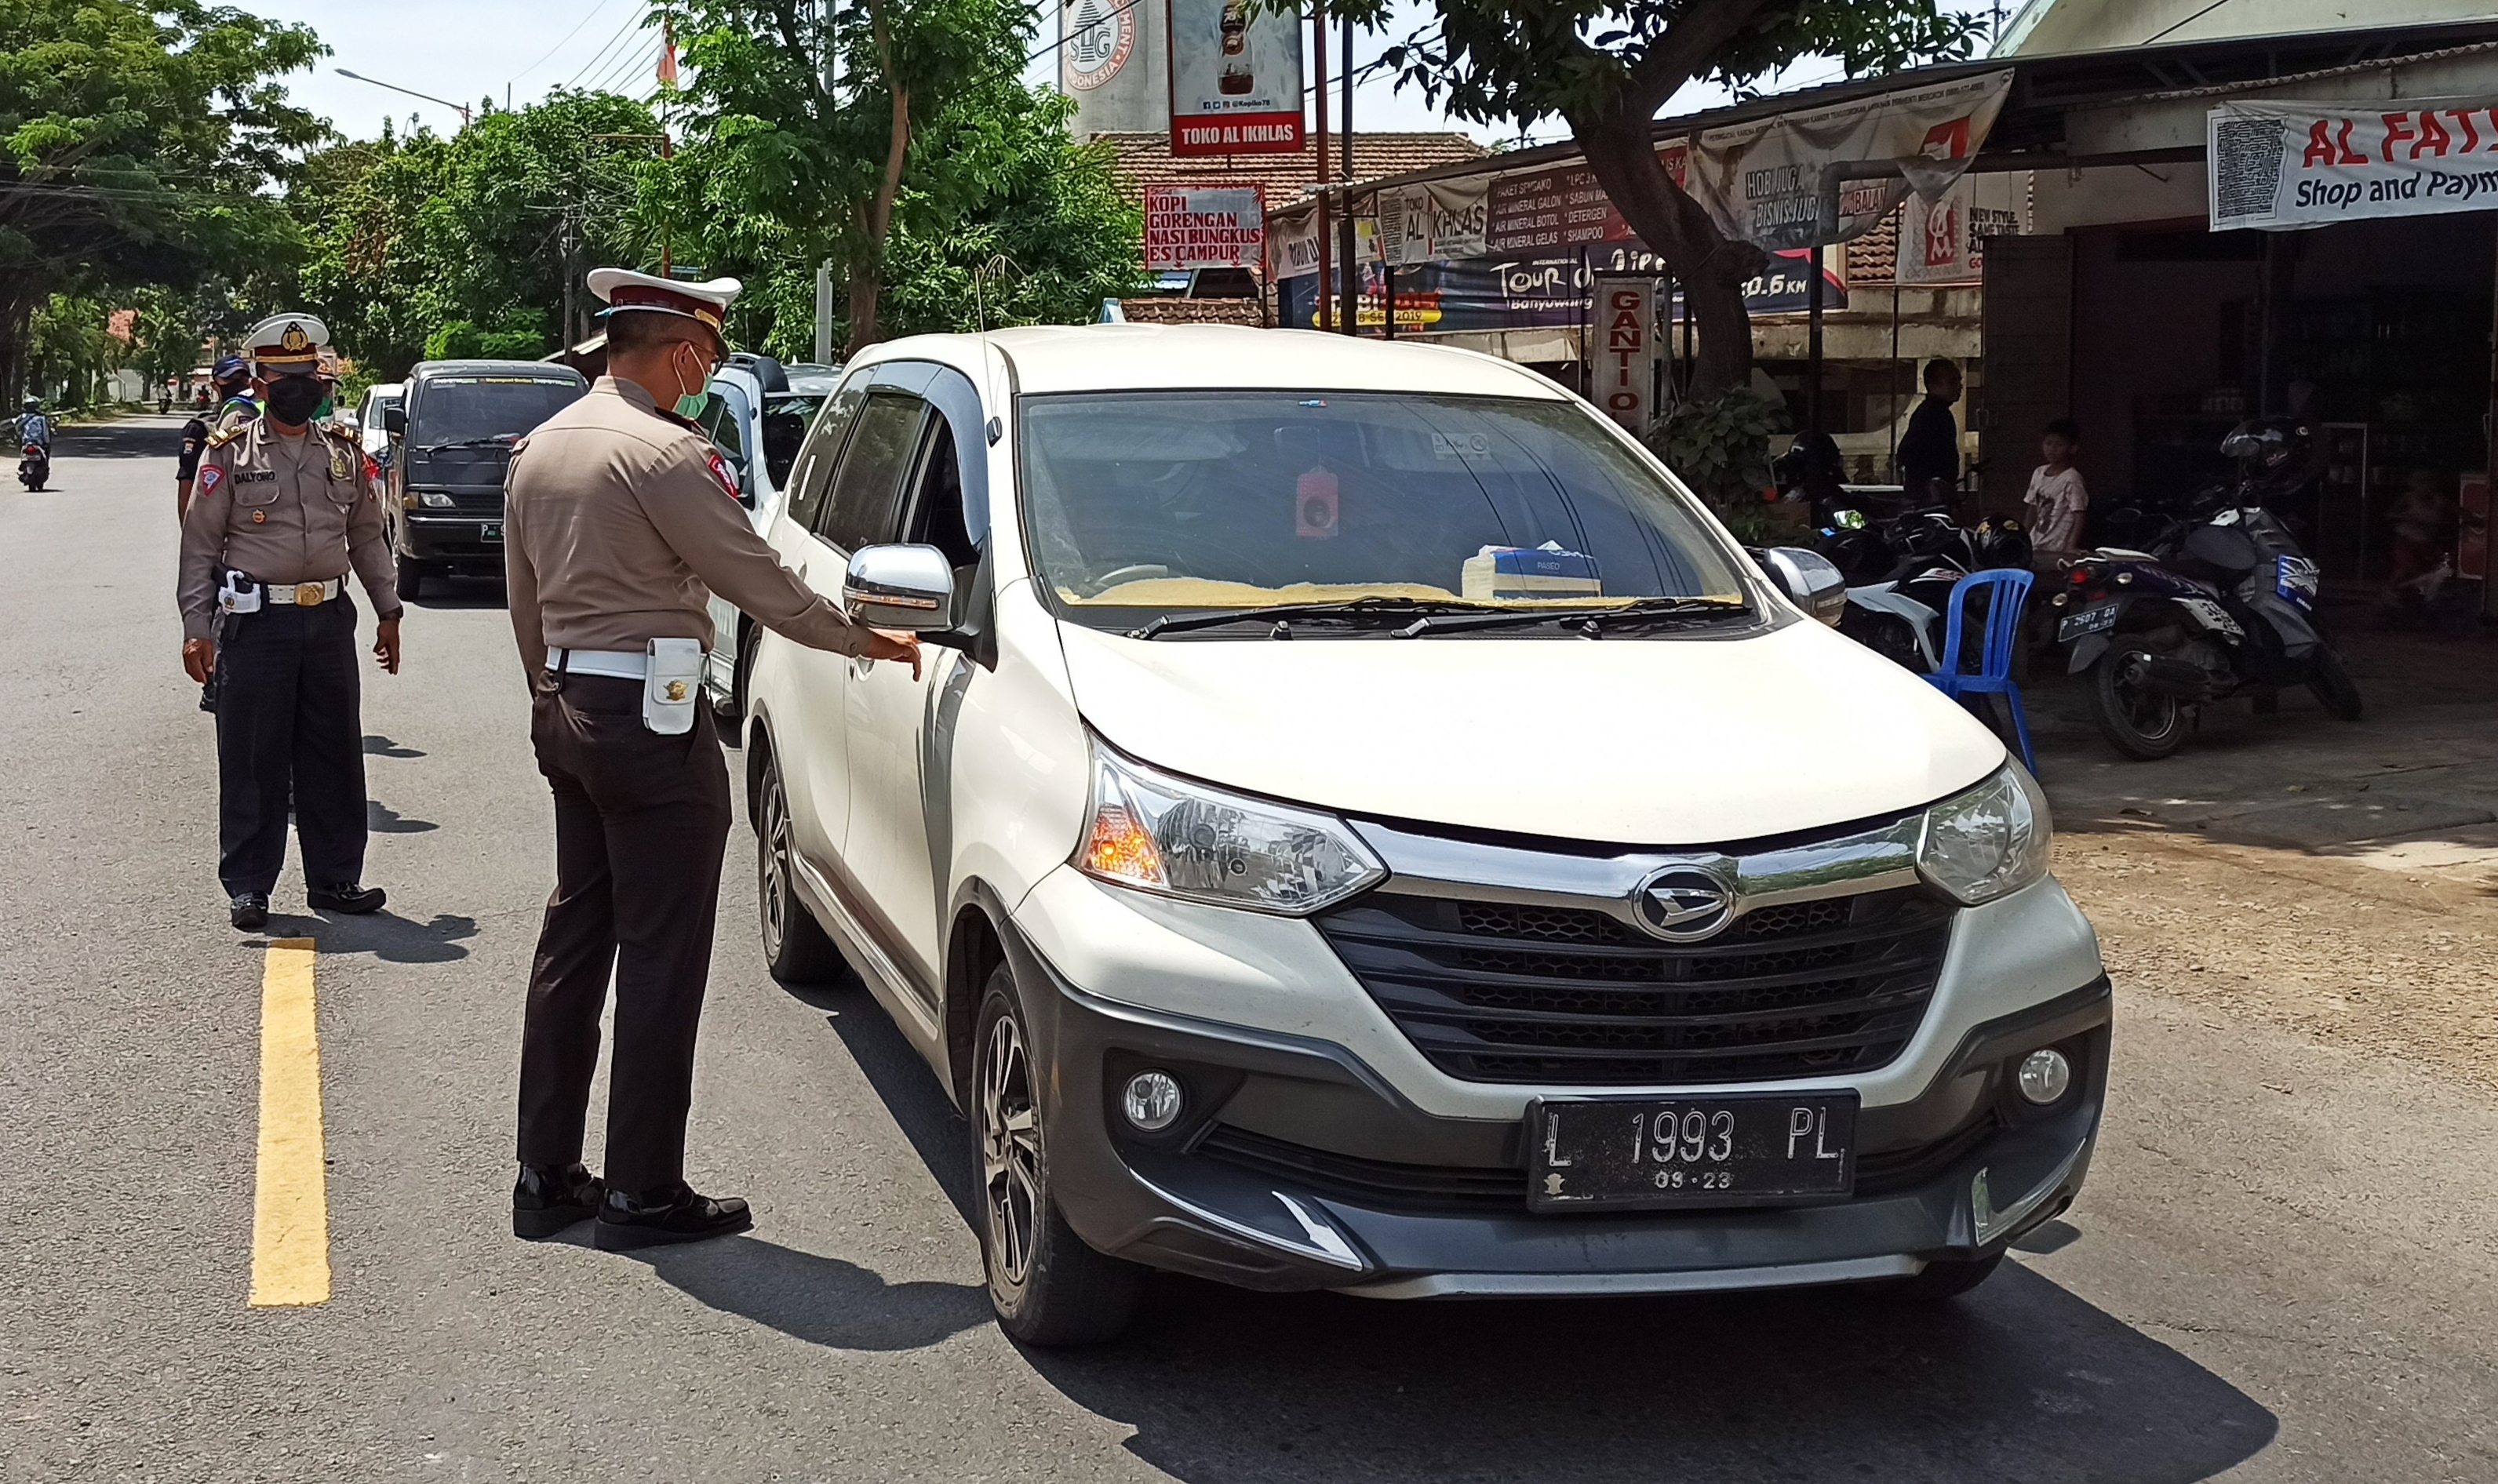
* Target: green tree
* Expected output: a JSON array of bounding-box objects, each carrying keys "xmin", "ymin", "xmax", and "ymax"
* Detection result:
[
  {"xmin": 0, "ymin": 0, "xmax": 323, "ymax": 396},
  {"xmin": 1339, "ymin": 0, "xmax": 1982, "ymax": 394},
  {"xmin": 658, "ymin": 0, "xmax": 1142, "ymax": 355},
  {"xmin": 295, "ymin": 91, "xmax": 657, "ymax": 378}
]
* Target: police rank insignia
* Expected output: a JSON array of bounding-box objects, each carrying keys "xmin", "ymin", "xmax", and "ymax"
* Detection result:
[{"xmin": 703, "ymin": 449, "xmax": 739, "ymax": 498}]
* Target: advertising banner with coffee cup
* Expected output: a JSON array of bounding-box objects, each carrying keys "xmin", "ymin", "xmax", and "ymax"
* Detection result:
[
  {"xmin": 1168, "ymin": 0, "xmax": 1304, "ymax": 156},
  {"xmin": 2210, "ymin": 95, "xmax": 2498, "ymax": 231}
]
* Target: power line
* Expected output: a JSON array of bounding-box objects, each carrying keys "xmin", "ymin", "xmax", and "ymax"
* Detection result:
[
  {"xmin": 512, "ymin": 0, "xmax": 624, "ymax": 87},
  {"xmin": 564, "ymin": 9, "xmax": 649, "ymax": 89},
  {"xmin": 588, "ymin": 36, "xmax": 665, "ymax": 95}
]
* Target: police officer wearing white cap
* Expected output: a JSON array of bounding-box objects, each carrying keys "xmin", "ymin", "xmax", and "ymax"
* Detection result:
[
  {"xmin": 501, "ymin": 268, "xmax": 919, "ymax": 1248},
  {"xmin": 177, "ymin": 313, "xmax": 403, "ymax": 931}
]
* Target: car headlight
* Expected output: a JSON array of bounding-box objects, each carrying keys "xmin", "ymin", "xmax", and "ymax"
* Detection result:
[
  {"xmin": 1917, "ymin": 764, "xmax": 2052, "ymax": 905},
  {"xmin": 1076, "ymin": 742, "xmax": 1385, "ymax": 915},
  {"xmin": 417, "ymin": 489, "xmax": 456, "ymax": 508}
]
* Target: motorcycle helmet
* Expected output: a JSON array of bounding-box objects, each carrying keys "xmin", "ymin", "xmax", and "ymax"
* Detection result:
[{"xmin": 21, "ymin": 397, "xmax": 38, "ymax": 412}]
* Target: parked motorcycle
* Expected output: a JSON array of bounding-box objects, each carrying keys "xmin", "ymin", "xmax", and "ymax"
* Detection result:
[
  {"xmin": 1819, "ymin": 504, "xmax": 2030, "ymax": 675},
  {"xmin": 2047, "ymin": 427, "xmax": 2359, "ymax": 760},
  {"xmin": 17, "ymin": 442, "xmax": 48, "ymax": 491}
]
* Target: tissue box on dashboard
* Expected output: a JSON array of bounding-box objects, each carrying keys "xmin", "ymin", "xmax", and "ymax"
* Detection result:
[{"xmin": 1461, "ymin": 543, "xmax": 1604, "ymax": 601}]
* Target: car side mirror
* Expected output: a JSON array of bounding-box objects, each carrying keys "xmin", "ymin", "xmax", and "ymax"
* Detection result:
[
  {"xmin": 1761, "ymin": 546, "xmax": 1848, "ymax": 627},
  {"xmin": 382, "ymin": 406, "xmax": 406, "ymax": 436},
  {"xmin": 844, "ymin": 544, "xmax": 957, "ymax": 631}
]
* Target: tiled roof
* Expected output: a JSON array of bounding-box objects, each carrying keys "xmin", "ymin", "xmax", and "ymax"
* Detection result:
[
  {"xmin": 1093, "ymin": 131, "xmax": 1491, "ymax": 202},
  {"xmin": 1117, "ymin": 296, "xmax": 1269, "ymax": 326},
  {"xmin": 1845, "ymin": 206, "xmax": 1900, "ymax": 285}
]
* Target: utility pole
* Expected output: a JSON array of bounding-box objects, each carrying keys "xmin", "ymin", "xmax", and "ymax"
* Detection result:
[
  {"xmin": 1338, "ymin": 13, "xmax": 1356, "ymax": 336},
  {"xmin": 1313, "ymin": 5, "xmax": 1331, "ymax": 333}
]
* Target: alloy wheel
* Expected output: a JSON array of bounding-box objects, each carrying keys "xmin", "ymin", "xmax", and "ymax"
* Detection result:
[
  {"xmin": 979, "ymin": 1010, "xmax": 1043, "ymax": 1290},
  {"xmin": 759, "ymin": 758, "xmax": 792, "ymax": 960}
]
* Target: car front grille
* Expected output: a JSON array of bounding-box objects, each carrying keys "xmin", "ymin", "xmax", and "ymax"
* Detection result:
[{"xmin": 1314, "ymin": 886, "xmax": 1954, "ymax": 1086}]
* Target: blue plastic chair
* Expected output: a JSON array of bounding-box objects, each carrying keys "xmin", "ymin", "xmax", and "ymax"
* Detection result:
[{"xmin": 1923, "ymin": 568, "xmax": 2037, "ymax": 773}]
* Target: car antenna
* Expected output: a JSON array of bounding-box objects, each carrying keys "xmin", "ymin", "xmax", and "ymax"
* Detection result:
[{"xmin": 972, "ymin": 253, "xmax": 1016, "ymax": 446}]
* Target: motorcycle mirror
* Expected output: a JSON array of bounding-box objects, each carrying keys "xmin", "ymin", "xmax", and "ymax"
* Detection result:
[{"xmin": 1833, "ymin": 508, "xmax": 1866, "ymax": 530}]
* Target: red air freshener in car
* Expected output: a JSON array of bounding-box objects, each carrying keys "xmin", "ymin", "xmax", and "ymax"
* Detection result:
[{"xmin": 1295, "ymin": 468, "xmax": 1338, "ymax": 539}]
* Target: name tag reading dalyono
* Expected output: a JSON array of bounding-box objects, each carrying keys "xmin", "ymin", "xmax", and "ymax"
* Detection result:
[{"xmin": 1527, "ymin": 1092, "xmax": 1857, "ymax": 1210}]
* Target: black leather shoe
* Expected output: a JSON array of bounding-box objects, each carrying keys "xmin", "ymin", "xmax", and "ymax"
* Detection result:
[
  {"xmin": 230, "ymin": 893, "xmax": 270, "ymax": 931},
  {"xmin": 513, "ymin": 1162, "xmax": 606, "ymax": 1241},
  {"xmin": 308, "ymin": 882, "xmax": 386, "ymax": 914},
  {"xmin": 592, "ymin": 1182, "xmax": 753, "ymax": 1251}
]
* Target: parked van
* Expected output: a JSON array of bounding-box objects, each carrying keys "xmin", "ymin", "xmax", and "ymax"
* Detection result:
[
  {"xmin": 384, "ymin": 360, "xmax": 587, "ymax": 597},
  {"xmin": 744, "ymin": 326, "xmax": 2109, "ymax": 1345}
]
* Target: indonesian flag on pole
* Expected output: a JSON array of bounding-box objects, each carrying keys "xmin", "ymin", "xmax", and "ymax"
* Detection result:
[{"xmin": 657, "ymin": 17, "xmax": 679, "ymax": 87}]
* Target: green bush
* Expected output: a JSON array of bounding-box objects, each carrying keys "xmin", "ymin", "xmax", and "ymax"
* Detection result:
[{"xmin": 1648, "ymin": 387, "xmax": 1790, "ymax": 544}]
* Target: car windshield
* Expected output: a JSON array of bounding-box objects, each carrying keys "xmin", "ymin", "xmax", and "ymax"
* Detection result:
[
  {"xmin": 1018, "ymin": 391, "xmax": 1747, "ymax": 632},
  {"xmin": 413, "ymin": 376, "xmax": 583, "ymax": 446}
]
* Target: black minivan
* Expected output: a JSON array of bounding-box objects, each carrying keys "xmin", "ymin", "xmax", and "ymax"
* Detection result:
[{"xmin": 384, "ymin": 360, "xmax": 587, "ymax": 597}]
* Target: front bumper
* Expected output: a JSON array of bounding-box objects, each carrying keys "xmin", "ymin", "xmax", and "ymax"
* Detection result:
[
  {"xmin": 1002, "ymin": 916, "xmax": 2109, "ymax": 1297},
  {"xmin": 402, "ymin": 511, "xmax": 504, "ymax": 566}
]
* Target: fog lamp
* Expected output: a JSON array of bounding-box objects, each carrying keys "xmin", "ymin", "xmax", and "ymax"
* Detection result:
[
  {"xmin": 2017, "ymin": 1048, "xmax": 2073, "ymax": 1105},
  {"xmin": 1120, "ymin": 1070, "xmax": 1185, "ymax": 1133}
]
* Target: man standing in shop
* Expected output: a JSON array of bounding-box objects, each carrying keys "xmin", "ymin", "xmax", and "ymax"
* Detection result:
[{"xmin": 1896, "ymin": 358, "xmax": 1965, "ymax": 508}]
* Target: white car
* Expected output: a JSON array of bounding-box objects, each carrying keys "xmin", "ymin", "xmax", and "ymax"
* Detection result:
[
  {"xmin": 695, "ymin": 354, "xmax": 841, "ymax": 718},
  {"xmin": 744, "ymin": 325, "xmax": 2108, "ymax": 1346}
]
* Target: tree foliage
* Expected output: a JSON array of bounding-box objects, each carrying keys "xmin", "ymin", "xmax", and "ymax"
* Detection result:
[
  {"xmin": 1330, "ymin": 0, "xmax": 1983, "ymax": 393},
  {"xmin": 0, "ymin": 0, "xmax": 324, "ymax": 395},
  {"xmin": 293, "ymin": 91, "xmax": 659, "ymax": 379},
  {"xmin": 658, "ymin": 0, "xmax": 1145, "ymax": 355}
]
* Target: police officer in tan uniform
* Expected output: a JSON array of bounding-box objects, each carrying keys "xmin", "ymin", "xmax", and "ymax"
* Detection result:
[
  {"xmin": 177, "ymin": 315, "xmax": 402, "ymax": 931},
  {"xmin": 503, "ymin": 268, "xmax": 918, "ymax": 1248}
]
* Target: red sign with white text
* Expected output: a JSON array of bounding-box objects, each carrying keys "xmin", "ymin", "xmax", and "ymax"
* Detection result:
[{"xmin": 2212, "ymin": 95, "xmax": 2498, "ymax": 230}]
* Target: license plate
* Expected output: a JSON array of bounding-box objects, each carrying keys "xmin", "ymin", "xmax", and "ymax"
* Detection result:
[
  {"xmin": 1528, "ymin": 1093, "xmax": 1857, "ymax": 1211},
  {"xmin": 2177, "ymin": 597, "xmax": 2241, "ymax": 636},
  {"xmin": 2059, "ymin": 602, "xmax": 2118, "ymax": 641},
  {"xmin": 480, "ymin": 522, "xmax": 503, "ymax": 542}
]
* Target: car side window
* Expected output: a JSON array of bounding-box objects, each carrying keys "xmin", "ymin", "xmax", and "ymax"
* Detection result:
[
  {"xmin": 814, "ymin": 391, "xmax": 927, "ymax": 553},
  {"xmin": 759, "ymin": 395, "xmax": 817, "ymax": 490},
  {"xmin": 697, "ymin": 388, "xmax": 748, "ymax": 475},
  {"xmin": 783, "ymin": 380, "xmax": 868, "ymax": 534},
  {"xmin": 901, "ymin": 418, "xmax": 980, "ymax": 569}
]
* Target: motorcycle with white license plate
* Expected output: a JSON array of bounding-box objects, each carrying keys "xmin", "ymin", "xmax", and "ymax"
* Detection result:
[{"xmin": 744, "ymin": 325, "xmax": 2111, "ymax": 1345}]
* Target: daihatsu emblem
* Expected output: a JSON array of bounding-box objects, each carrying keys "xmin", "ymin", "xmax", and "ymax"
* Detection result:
[{"xmin": 1633, "ymin": 867, "xmax": 1734, "ymax": 941}]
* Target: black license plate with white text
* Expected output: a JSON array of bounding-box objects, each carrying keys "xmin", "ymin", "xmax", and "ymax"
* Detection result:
[
  {"xmin": 1528, "ymin": 1093, "xmax": 1857, "ymax": 1211},
  {"xmin": 2058, "ymin": 602, "xmax": 2118, "ymax": 641}
]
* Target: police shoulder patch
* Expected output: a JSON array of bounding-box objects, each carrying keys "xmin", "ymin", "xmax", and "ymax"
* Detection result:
[
  {"xmin": 702, "ymin": 448, "xmax": 740, "ymax": 499},
  {"xmin": 197, "ymin": 464, "xmax": 224, "ymax": 495}
]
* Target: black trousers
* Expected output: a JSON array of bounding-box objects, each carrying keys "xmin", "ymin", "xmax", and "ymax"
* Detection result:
[
  {"xmin": 214, "ymin": 598, "xmax": 368, "ymax": 897},
  {"xmin": 515, "ymin": 673, "xmax": 732, "ymax": 1195}
]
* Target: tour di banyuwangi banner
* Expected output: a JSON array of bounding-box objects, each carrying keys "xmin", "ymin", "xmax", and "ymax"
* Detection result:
[{"xmin": 2210, "ymin": 95, "xmax": 2498, "ymax": 231}]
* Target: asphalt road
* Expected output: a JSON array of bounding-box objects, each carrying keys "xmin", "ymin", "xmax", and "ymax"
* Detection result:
[{"xmin": 4, "ymin": 415, "xmax": 2493, "ymax": 1483}]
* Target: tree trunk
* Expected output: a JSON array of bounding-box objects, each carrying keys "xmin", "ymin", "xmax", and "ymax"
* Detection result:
[
  {"xmin": 843, "ymin": 0, "xmax": 912, "ymax": 358},
  {"xmin": 1569, "ymin": 111, "xmax": 1765, "ymax": 398}
]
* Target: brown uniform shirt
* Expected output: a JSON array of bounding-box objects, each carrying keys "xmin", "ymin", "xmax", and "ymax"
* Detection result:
[
  {"xmin": 177, "ymin": 417, "xmax": 400, "ymax": 642},
  {"xmin": 502, "ymin": 376, "xmax": 870, "ymax": 677}
]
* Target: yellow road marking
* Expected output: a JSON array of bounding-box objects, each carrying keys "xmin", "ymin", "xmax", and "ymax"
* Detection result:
[{"xmin": 249, "ymin": 938, "xmax": 330, "ymax": 1307}]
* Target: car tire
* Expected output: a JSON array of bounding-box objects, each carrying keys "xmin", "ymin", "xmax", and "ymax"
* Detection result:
[
  {"xmin": 395, "ymin": 553, "xmax": 426, "ymax": 602},
  {"xmin": 1881, "ymin": 1252, "xmax": 2005, "ymax": 1301},
  {"xmin": 974, "ymin": 962, "xmax": 1145, "ymax": 1347},
  {"xmin": 757, "ymin": 743, "xmax": 847, "ymax": 984}
]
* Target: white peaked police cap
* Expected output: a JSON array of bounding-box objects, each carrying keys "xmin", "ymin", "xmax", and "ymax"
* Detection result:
[{"xmin": 586, "ymin": 268, "xmax": 744, "ymax": 335}]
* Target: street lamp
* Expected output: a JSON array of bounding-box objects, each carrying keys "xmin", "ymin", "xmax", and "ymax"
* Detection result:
[{"xmin": 334, "ymin": 68, "xmax": 473, "ymax": 129}]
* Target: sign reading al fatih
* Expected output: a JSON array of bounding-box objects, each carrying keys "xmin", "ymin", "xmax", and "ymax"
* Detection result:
[{"xmin": 1063, "ymin": 0, "xmax": 1134, "ymax": 92}]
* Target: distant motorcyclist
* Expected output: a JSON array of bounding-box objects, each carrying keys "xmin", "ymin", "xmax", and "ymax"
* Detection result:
[{"xmin": 17, "ymin": 396, "xmax": 51, "ymax": 451}]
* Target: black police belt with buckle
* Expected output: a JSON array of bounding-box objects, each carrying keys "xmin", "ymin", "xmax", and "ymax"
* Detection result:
[{"xmin": 218, "ymin": 572, "xmax": 342, "ymax": 613}]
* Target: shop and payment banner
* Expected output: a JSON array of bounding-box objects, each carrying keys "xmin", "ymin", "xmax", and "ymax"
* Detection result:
[
  {"xmin": 1686, "ymin": 68, "xmax": 2013, "ymax": 251},
  {"xmin": 2211, "ymin": 95, "xmax": 2498, "ymax": 231},
  {"xmin": 1167, "ymin": 0, "xmax": 1303, "ymax": 156},
  {"xmin": 1143, "ymin": 184, "xmax": 1265, "ymax": 270}
]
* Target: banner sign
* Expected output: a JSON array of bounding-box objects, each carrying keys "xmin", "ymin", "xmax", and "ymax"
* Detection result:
[
  {"xmin": 1144, "ymin": 184, "xmax": 1266, "ymax": 270},
  {"xmin": 1485, "ymin": 151, "xmax": 1687, "ymax": 254},
  {"xmin": 1895, "ymin": 170, "xmax": 2029, "ymax": 285},
  {"xmin": 1379, "ymin": 178, "xmax": 1491, "ymax": 266},
  {"xmin": 1589, "ymin": 278, "xmax": 1662, "ymax": 429},
  {"xmin": 1265, "ymin": 199, "xmax": 1378, "ymax": 278},
  {"xmin": 1688, "ymin": 68, "xmax": 2013, "ymax": 250},
  {"xmin": 2210, "ymin": 95, "xmax": 2498, "ymax": 231},
  {"xmin": 1275, "ymin": 246, "xmax": 1843, "ymax": 335},
  {"xmin": 1168, "ymin": 0, "xmax": 1304, "ymax": 156}
]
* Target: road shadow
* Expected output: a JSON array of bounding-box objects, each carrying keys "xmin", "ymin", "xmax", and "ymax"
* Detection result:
[
  {"xmin": 259, "ymin": 908, "xmax": 475, "ymax": 963},
  {"xmin": 363, "ymin": 734, "xmax": 426, "ymax": 758},
  {"xmin": 366, "ymin": 798, "xmax": 438, "ymax": 833},
  {"xmin": 807, "ymin": 968, "xmax": 2278, "ymax": 1484},
  {"xmin": 607, "ymin": 1233, "xmax": 989, "ymax": 1353},
  {"xmin": 47, "ymin": 416, "xmax": 184, "ymax": 460}
]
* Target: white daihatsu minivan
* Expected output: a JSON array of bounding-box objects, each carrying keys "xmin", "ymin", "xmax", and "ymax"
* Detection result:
[{"xmin": 743, "ymin": 325, "xmax": 2108, "ymax": 1345}]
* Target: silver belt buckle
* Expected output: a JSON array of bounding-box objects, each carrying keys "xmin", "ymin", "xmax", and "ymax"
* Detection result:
[{"xmin": 295, "ymin": 582, "xmax": 325, "ymax": 606}]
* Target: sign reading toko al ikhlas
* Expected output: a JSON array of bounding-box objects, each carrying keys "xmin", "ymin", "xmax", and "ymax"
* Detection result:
[{"xmin": 2212, "ymin": 96, "xmax": 2498, "ymax": 230}]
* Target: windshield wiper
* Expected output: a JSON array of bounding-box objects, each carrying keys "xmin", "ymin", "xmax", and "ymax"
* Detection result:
[
  {"xmin": 420, "ymin": 436, "xmax": 521, "ymax": 450},
  {"xmin": 1391, "ymin": 597, "xmax": 1750, "ymax": 638},
  {"xmin": 1127, "ymin": 596, "xmax": 1487, "ymax": 640}
]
